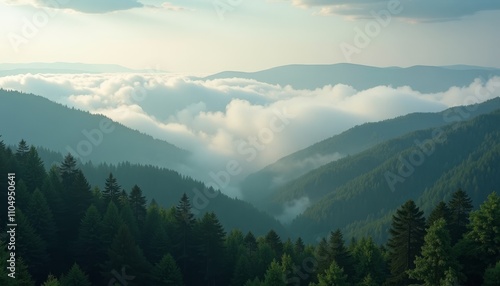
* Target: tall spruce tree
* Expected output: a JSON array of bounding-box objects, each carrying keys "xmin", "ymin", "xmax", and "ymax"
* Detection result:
[
  {"xmin": 408, "ymin": 218, "xmax": 459, "ymax": 286},
  {"xmin": 59, "ymin": 263, "xmax": 91, "ymax": 286},
  {"xmin": 327, "ymin": 229, "xmax": 355, "ymax": 279},
  {"xmin": 467, "ymin": 192, "xmax": 500, "ymax": 266},
  {"xmin": 198, "ymin": 212, "xmax": 227, "ymax": 285},
  {"xmin": 311, "ymin": 260, "xmax": 349, "ymax": 286},
  {"xmin": 387, "ymin": 200, "xmax": 425, "ymax": 285},
  {"xmin": 103, "ymin": 173, "xmax": 121, "ymax": 205},
  {"xmin": 448, "ymin": 189, "xmax": 473, "ymax": 244},
  {"xmin": 75, "ymin": 205, "xmax": 105, "ymax": 285},
  {"xmin": 265, "ymin": 230, "xmax": 283, "ymax": 259},
  {"xmin": 150, "ymin": 254, "xmax": 184, "ymax": 286},
  {"xmin": 173, "ymin": 193, "xmax": 199, "ymax": 285},
  {"xmin": 427, "ymin": 201, "xmax": 451, "ymax": 228},
  {"xmin": 128, "ymin": 184, "xmax": 147, "ymax": 224}
]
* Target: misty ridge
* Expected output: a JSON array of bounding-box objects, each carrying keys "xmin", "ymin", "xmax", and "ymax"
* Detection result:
[{"xmin": 1, "ymin": 62, "xmax": 500, "ymax": 286}]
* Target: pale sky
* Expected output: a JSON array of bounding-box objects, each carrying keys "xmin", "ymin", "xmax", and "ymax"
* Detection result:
[{"xmin": 1, "ymin": 0, "xmax": 500, "ymax": 73}]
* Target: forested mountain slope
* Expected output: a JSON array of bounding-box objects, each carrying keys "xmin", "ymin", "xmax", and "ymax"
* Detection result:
[
  {"xmin": 242, "ymin": 97, "xmax": 500, "ymax": 205},
  {"xmin": 0, "ymin": 89, "xmax": 188, "ymax": 170},
  {"xmin": 287, "ymin": 109, "xmax": 500, "ymax": 242}
]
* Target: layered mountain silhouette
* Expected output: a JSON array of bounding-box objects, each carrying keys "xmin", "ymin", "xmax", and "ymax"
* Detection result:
[{"xmin": 206, "ymin": 63, "xmax": 500, "ymax": 93}]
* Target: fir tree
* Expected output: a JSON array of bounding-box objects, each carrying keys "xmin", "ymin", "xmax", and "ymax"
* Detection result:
[
  {"xmin": 75, "ymin": 205, "xmax": 104, "ymax": 285},
  {"xmin": 408, "ymin": 218, "xmax": 459, "ymax": 286},
  {"xmin": 128, "ymin": 184, "xmax": 147, "ymax": 224},
  {"xmin": 59, "ymin": 263, "xmax": 91, "ymax": 286},
  {"xmin": 150, "ymin": 254, "xmax": 184, "ymax": 286},
  {"xmin": 311, "ymin": 260, "xmax": 348, "ymax": 286},
  {"xmin": 198, "ymin": 212, "xmax": 227, "ymax": 285},
  {"xmin": 103, "ymin": 173, "xmax": 121, "ymax": 204},
  {"xmin": 448, "ymin": 189, "xmax": 473, "ymax": 244},
  {"xmin": 387, "ymin": 200, "xmax": 425, "ymax": 285},
  {"xmin": 262, "ymin": 260, "xmax": 286, "ymax": 286},
  {"xmin": 265, "ymin": 230, "xmax": 283, "ymax": 259}
]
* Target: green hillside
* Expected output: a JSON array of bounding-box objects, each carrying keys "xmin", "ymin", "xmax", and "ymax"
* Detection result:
[{"xmin": 287, "ymin": 109, "xmax": 500, "ymax": 242}]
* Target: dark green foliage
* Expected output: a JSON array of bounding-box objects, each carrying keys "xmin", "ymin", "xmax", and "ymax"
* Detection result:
[
  {"xmin": 15, "ymin": 209, "xmax": 48, "ymax": 282},
  {"xmin": 101, "ymin": 202, "xmax": 124, "ymax": 248},
  {"xmin": 141, "ymin": 203, "xmax": 168, "ymax": 263},
  {"xmin": 427, "ymin": 201, "xmax": 451, "ymax": 228},
  {"xmin": 467, "ymin": 192, "xmax": 500, "ymax": 266},
  {"xmin": 75, "ymin": 205, "xmax": 104, "ymax": 284},
  {"xmin": 265, "ymin": 230, "xmax": 283, "ymax": 258},
  {"xmin": 26, "ymin": 189, "xmax": 57, "ymax": 247},
  {"xmin": 198, "ymin": 212, "xmax": 227, "ymax": 285},
  {"xmin": 483, "ymin": 261, "xmax": 500, "ymax": 286},
  {"xmin": 173, "ymin": 193, "xmax": 199, "ymax": 285},
  {"xmin": 387, "ymin": 200, "xmax": 425, "ymax": 285},
  {"xmin": 150, "ymin": 254, "xmax": 184, "ymax": 286},
  {"xmin": 103, "ymin": 173, "xmax": 121, "ymax": 205},
  {"xmin": 351, "ymin": 237, "xmax": 387, "ymax": 284},
  {"xmin": 41, "ymin": 275, "xmax": 60, "ymax": 286},
  {"xmin": 128, "ymin": 184, "xmax": 147, "ymax": 224},
  {"xmin": 310, "ymin": 260, "xmax": 348, "ymax": 286},
  {"xmin": 102, "ymin": 225, "xmax": 151, "ymax": 285},
  {"xmin": 262, "ymin": 260, "xmax": 285, "ymax": 286},
  {"xmin": 448, "ymin": 189, "xmax": 473, "ymax": 244},
  {"xmin": 59, "ymin": 263, "xmax": 91, "ymax": 286},
  {"xmin": 408, "ymin": 218, "xmax": 459, "ymax": 286}
]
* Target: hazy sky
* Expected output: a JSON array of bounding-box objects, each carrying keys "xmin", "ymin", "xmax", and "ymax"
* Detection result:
[{"xmin": 1, "ymin": 0, "xmax": 500, "ymax": 73}]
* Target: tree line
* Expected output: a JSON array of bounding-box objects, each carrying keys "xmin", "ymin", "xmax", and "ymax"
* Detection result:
[{"xmin": 1, "ymin": 138, "xmax": 499, "ymax": 285}]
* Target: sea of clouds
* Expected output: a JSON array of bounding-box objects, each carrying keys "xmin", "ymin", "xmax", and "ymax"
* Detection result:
[{"xmin": 1, "ymin": 72, "xmax": 499, "ymax": 198}]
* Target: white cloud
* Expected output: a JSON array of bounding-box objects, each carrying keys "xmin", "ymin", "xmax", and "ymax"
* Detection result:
[
  {"xmin": 1, "ymin": 72, "xmax": 499, "ymax": 198},
  {"xmin": 289, "ymin": 0, "xmax": 500, "ymax": 22}
]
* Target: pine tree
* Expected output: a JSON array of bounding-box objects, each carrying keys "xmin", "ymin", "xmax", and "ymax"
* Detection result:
[
  {"xmin": 59, "ymin": 263, "xmax": 91, "ymax": 286},
  {"xmin": 448, "ymin": 189, "xmax": 473, "ymax": 244},
  {"xmin": 198, "ymin": 212, "xmax": 227, "ymax": 285},
  {"xmin": 16, "ymin": 209, "xmax": 48, "ymax": 282},
  {"xmin": 102, "ymin": 225, "xmax": 150, "ymax": 285},
  {"xmin": 119, "ymin": 203, "xmax": 140, "ymax": 241},
  {"xmin": 150, "ymin": 254, "xmax": 184, "ymax": 286},
  {"xmin": 262, "ymin": 260, "xmax": 286, "ymax": 286},
  {"xmin": 387, "ymin": 200, "xmax": 425, "ymax": 285},
  {"xmin": 0, "ymin": 244, "xmax": 34, "ymax": 286},
  {"xmin": 103, "ymin": 173, "xmax": 121, "ymax": 204},
  {"xmin": 408, "ymin": 218, "xmax": 459, "ymax": 286},
  {"xmin": 173, "ymin": 193, "xmax": 198, "ymax": 284},
  {"xmin": 265, "ymin": 229, "xmax": 283, "ymax": 259},
  {"xmin": 15, "ymin": 139, "xmax": 30, "ymax": 159},
  {"xmin": 26, "ymin": 189, "xmax": 57, "ymax": 247},
  {"xmin": 59, "ymin": 154, "xmax": 78, "ymax": 190},
  {"xmin": 101, "ymin": 202, "xmax": 124, "ymax": 248},
  {"xmin": 294, "ymin": 237, "xmax": 305, "ymax": 257},
  {"xmin": 128, "ymin": 184, "xmax": 147, "ymax": 224},
  {"xmin": 326, "ymin": 229, "xmax": 355, "ymax": 279},
  {"xmin": 67, "ymin": 170, "xmax": 92, "ymax": 236},
  {"xmin": 244, "ymin": 231, "xmax": 258, "ymax": 252},
  {"xmin": 42, "ymin": 274, "xmax": 60, "ymax": 286},
  {"xmin": 232, "ymin": 255, "xmax": 253, "ymax": 286},
  {"xmin": 351, "ymin": 237, "xmax": 387, "ymax": 284},
  {"xmin": 142, "ymin": 202, "xmax": 165, "ymax": 263},
  {"xmin": 467, "ymin": 192, "xmax": 500, "ymax": 265},
  {"xmin": 75, "ymin": 205, "xmax": 105, "ymax": 285},
  {"xmin": 311, "ymin": 260, "xmax": 348, "ymax": 286},
  {"xmin": 21, "ymin": 146, "xmax": 46, "ymax": 192},
  {"xmin": 427, "ymin": 201, "xmax": 451, "ymax": 228},
  {"xmin": 483, "ymin": 261, "xmax": 500, "ymax": 286}
]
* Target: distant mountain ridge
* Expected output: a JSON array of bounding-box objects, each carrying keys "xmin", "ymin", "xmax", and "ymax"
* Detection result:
[
  {"xmin": 206, "ymin": 63, "xmax": 500, "ymax": 93},
  {"xmin": 0, "ymin": 89, "xmax": 188, "ymax": 170}
]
